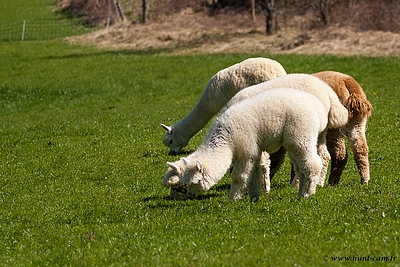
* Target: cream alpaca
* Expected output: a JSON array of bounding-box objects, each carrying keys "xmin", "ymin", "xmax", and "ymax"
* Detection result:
[{"xmin": 161, "ymin": 57, "xmax": 287, "ymax": 154}]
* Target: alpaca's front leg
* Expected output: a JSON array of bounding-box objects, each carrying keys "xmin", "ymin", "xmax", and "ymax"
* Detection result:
[
  {"xmin": 290, "ymin": 167, "xmax": 300, "ymax": 189},
  {"xmin": 289, "ymin": 159, "xmax": 307, "ymax": 196},
  {"xmin": 326, "ymin": 128, "xmax": 348, "ymax": 185},
  {"xmin": 248, "ymin": 159, "xmax": 263, "ymax": 201},
  {"xmin": 260, "ymin": 152, "xmax": 271, "ymax": 193},
  {"xmin": 262, "ymin": 147, "xmax": 287, "ymax": 193},
  {"xmin": 346, "ymin": 118, "xmax": 370, "ymax": 184},
  {"xmin": 230, "ymin": 160, "xmax": 253, "ymax": 201}
]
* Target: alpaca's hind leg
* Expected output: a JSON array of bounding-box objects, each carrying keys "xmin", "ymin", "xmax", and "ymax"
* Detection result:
[
  {"xmin": 288, "ymin": 149, "xmax": 322, "ymax": 198},
  {"xmin": 327, "ymin": 128, "xmax": 348, "ymax": 185},
  {"xmin": 316, "ymin": 131, "xmax": 331, "ymax": 187},
  {"xmin": 346, "ymin": 117, "xmax": 370, "ymax": 184},
  {"xmin": 291, "ymin": 133, "xmax": 330, "ymax": 188}
]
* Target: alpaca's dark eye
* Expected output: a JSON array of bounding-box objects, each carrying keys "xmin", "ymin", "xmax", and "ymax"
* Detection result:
[{"xmin": 169, "ymin": 140, "xmax": 173, "ymax": 145}]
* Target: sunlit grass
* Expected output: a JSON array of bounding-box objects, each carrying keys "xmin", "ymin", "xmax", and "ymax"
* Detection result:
[{"xmin": 0, "ymin": 38, "xmax": 399, "ymax": 266}]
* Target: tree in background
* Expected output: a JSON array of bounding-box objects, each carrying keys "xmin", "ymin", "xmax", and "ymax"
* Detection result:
[
  {"xmin": 259, "ymin": 0, "xmax": 278, "ymax": 35},
  {"xmin": 142, "ymin": 0, "xmax": 150, "ymax": 23},
  {"xmin": 60, "ymin": 0, "xmax": 400, "ymax": 34},
  {"xmin": 59, "ymin": 0, "xmax": 124, "ymax": 25},
  {"xmin": 315, "ymin": 0, "xmax": 338, "ymax": 25}
]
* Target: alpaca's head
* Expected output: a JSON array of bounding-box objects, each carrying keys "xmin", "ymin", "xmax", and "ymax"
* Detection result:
[
  {"xmin": 161, "ymin": 124, "xmax": 188, "ymax": 155},
  {"xmin": 181, "ymin": 158, "xmax": 211, "ymax": 197},
  {"xmin": 163, "ymin": 160, "xmax": 189, "ymax": 200},
  {"xmin": 162, "ymin": 161, "xmax": 185, "ymax": 188}
]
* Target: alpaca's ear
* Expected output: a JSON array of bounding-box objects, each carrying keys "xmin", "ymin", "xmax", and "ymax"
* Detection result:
[
  {"xmin": 166, "ymin": 161, "xmax": 179, "ymax": 171},
  {"xmin": 161, "ymin": 124, "xmax": 172, "ymax": 133},
  {"xmin": 182, "ymin": 157, "xmax": 189, "ymax": 165},
  {"xmin": 196, "ymin": 160, "xmax": 204, "ymax": 174}
]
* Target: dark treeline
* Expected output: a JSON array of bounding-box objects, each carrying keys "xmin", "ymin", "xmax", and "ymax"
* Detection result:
[
  {"xmin": 195, "ymin": 0, "xmax": 400, "ymax": 34},
  {"xmin": 59, "ymin": 0, "xmax": 400, "ymax": 34}
]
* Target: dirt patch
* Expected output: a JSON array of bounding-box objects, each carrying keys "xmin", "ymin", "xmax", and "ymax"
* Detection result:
[{"xmin": 66, "ymin": 8, "xmax": 400, "ymax": 57}]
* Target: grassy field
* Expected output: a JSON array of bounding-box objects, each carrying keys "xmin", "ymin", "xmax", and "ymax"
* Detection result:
[
  {"xmin": 0, "ymin": 39, "xmax": 399, "ymax": 266},
  {"xmin": 1, "ymin": 2, "xmax": 400, "ymax": 266},
  {"xmin": 0, "ymin": 0, "xmax": 58, "ymax": 21},
  {"xmin": 0, "ymin": 0, "xmax": 98, "ymax": 42}
]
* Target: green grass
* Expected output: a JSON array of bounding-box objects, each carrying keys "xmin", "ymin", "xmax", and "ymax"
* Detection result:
[
  {"xmin": 0, "ymin": 0, "xmax": 99, "ymax": 41},
  {"xmin": 0, "ymin": 0, "xmax": 57, "ymax": 21},
  {"xmin": 0, "ymin": 40, "xmax": 399, "ymax": 266},
  {"xmin": 1, "ymin": 2, "xmax": 399, "ymax": 266}
]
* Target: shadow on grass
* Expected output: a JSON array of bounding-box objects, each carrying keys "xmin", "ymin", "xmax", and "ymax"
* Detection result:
[
  {"xmin": 175, "ymin": 150, "xmax": 196, "ymax": 156},
  {"xmin": 213, "ymin": 183, "xmax": 231, "ymax": 191},
  {"xmin": 142, "ymin": 187, "xmax": 229, "ymax": 208},
  {"xmin": 143, "ymin": 191, "xmax": 223, "ymax": 202}
]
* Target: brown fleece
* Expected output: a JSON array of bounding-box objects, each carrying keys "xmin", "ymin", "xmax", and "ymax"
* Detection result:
[
  {"xmin": 312, "ymin": 71, "xmax": 373, "ymax": 119},
  {"xmin": 312, "ymin": 71, "xmax": 372, "ymax": 185}
]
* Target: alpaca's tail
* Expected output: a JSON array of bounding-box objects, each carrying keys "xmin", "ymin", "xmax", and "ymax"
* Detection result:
[
  {"xmin": 328, "ymin": 101, "xmax": 349, "ymax": 129},
  {"xmin": 345, "ymin": 93, "xmax": 373, "ymax": 119},
  {"xmin": 343, "ymin": 77, "xmax": 373, "ymax": 119}
]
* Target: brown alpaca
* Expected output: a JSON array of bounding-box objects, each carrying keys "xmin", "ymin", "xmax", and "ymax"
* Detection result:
[
  {"xmin": 313, "ymin": 71, "xmax": 372, "ymax": 185},
  {"xmin": 270, "ymin": 71, "xmax": 372, "ymax": 186}
]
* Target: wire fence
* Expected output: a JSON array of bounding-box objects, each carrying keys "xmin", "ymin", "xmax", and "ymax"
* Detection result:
[{"xmin": 0, "ymin": 18, "xmax": 107, "ymax": 42}]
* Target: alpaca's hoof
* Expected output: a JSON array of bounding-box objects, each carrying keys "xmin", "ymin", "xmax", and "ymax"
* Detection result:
[
  {"xmin": 262, "ymin": 182, "xmax": 271, "ymax": 193},
  {"xmin": 291, "ymin": 178, "xmax": 300, "ymax": 189},
  {"xmin": 250, "ymin": 197, "xmax": 259, "ymax": 202},
  {"xmin": 229, "ymin": 192, "xmax": 244, "ymax": 201},
  {"xmin": 298, "ymin": 193, "xmax": 310, "ymax": 199}
]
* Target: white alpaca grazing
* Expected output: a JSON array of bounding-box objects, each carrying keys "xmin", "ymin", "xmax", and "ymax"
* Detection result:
[
  {"xmin": 180, "ymin": 88, "xmax": 335, "ymax": 201},
  {"xmin": 163, "ymin": 74, "xmax": 348, "ymax": 196},
  {"xmin": 161, "ymin": 57, "xmax": 287, "ymax": 154}
]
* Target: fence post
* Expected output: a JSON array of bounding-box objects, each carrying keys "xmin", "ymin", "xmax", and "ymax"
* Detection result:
[
  {"xmin": 106, "ymin": 16, "xmax": 110, "ymax": 29},
  {"xmin": 22, "ymin": 20, "xmax": 26, "ymax": 41}
]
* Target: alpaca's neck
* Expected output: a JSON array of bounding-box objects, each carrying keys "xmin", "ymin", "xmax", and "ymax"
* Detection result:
[
  {"xmin": 197, "ymin": 142, "xmax": 234, "ymax": 188},
  {"xmin": 174, "ymin": 82, "xmax": 226, "ymax": 140},
  {"xmin": 174, "ymin": 103, "xmax": 214, "ymax": 140}
]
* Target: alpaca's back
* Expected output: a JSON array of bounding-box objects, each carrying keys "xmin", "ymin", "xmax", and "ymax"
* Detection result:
[
  {"xmin": 226, "ymin": 73, "xmax": 348, "ymax": 129},
  {"xmin": 200, "ymin": 58, "xmax": 287, "ymax": 115},
  {"xmin": 216, "ymin": 88, "xmax": 328, "ymax": 154},
  {"xmin": 312, "ymin": 71, "xmax": 367, "ymax": 99},
  {"xmin": 227, "ymin": 74, "xmax": 330, "ymax": 107},
  {"xmin": 312, "ymin": 71, "xmax": 372, "ymax": 119}
]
